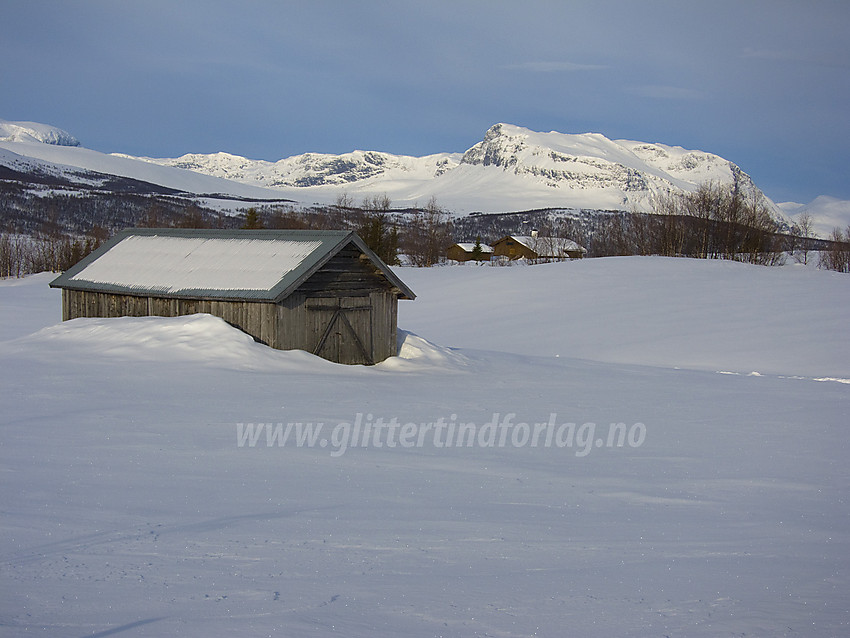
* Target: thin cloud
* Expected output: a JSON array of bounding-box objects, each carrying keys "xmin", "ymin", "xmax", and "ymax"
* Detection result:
[{"xmin": 504, "ymin": 61, "xmax": 609, "ymax": 73}]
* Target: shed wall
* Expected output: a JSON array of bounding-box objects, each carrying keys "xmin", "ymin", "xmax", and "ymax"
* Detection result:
[
  {"xmin": 61, "ymin": 287, "xmax": 399, "ymax": 364},
  {"xmin": 62, "ymin": 289, "xmax": 281, "ymax": 347},
  {"xmin": 492, "ymin": 238, "xmax": 537, "ymax": 260},
  {"xmin": 446, "ymin": 245, "xmax": 470, "ymax": 262}
]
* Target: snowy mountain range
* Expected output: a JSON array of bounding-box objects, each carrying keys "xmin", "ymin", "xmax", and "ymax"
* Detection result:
[
  {"xmin": 4, "ymin": 117, "xmax": 850, "ymax": 233},
  {"xmin": 127, "ymin": 122, "xmax": 775, "ymax": 216}
]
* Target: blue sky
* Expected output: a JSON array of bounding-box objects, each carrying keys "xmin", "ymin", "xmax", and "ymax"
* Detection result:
[{"xmin": 2, "ymin": 0, "xmax": 849, "ymax": 204}]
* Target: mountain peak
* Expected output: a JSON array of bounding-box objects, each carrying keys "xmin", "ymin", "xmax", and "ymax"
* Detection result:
[{"xmin": 455, "ymin": 123, "xmax": 768, "ymax": 210}]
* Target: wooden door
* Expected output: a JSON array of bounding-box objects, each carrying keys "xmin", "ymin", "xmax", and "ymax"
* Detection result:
[{"xmin": 305, "ymin": 296, "xmax": 374, "ymax": 365}]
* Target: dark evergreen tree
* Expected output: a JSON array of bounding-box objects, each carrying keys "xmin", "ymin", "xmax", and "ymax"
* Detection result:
[
  {"xmin": 241, "ymin": 207, "xmax": 264, "ymax": 229},
  {"xmin": 471, "ymin": 236, "xmax": 484, "ymax": 261}
]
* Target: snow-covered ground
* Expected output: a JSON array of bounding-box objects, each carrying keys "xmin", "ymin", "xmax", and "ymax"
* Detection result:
[{"xmin": 1, "ymin": 258, "xmax": 848, "ymax": 637}]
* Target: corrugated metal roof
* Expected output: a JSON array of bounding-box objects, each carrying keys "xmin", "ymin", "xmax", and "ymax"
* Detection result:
[
  {"xmin": 50, "ymin": 229, "xmax": 415, "ymax": 301},
  {"xmin": 68, "ymin": 235, "xmax": 324, "ymax": 293},
  {"xmin": 453, "ymin": 242, "xmax": 494, "ymax": 253}
]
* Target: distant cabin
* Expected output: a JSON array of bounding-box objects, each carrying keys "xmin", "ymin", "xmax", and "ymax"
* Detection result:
[
  {"xmin": 492, "ymin": 234, "xmax": 587, "ymax": 261},
  {"xmin": 49, "ymin": 229, "xmax": 415, "ymax": 365},
  {"xmin": 446, "ymin": 241, "xmax": 494, "ymax": 262}
]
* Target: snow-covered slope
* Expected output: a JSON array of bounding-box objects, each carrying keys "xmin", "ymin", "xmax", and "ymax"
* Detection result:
[
  {"xmin": 1, "ymin": 259, "xmax": 848, "ymax": 637},
  {"xmin": 0, "ymin": 140, "xmax": 297, "ymax": 200},
  {"xmin": 0, "ymin": 118, "xmax": 80, "ymax": 146},
  {"xmin": 400, "ymin": 257, "xmax": 850, "ymax": 378},
  {"xmin": 779, "ymin": 195, "xmax": 850, "ymax": 238}
]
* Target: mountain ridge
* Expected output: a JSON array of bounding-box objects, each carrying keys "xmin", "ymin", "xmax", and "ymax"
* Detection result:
[
  {"xmin": 124, "ymin": 123, "xmax": 783, "ymax": 218},
  {"xmin": 5, "ymin": 119, "xmax": 842, "ymax": 228}
]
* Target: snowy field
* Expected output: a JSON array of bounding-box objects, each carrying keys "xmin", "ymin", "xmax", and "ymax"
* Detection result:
[{"xmin": 1, "ymin": 258, "xmax": 848, "ymax": 637}]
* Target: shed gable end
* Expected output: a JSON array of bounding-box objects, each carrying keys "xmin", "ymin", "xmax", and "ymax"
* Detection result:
[{"xmin": 295, "ymin": 242, "xmax": 395, "ymax": 297}]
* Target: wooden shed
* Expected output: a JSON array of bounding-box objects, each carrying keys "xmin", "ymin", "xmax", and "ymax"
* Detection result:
[
  {"xmin": 492, "ymin": 234, "xmax": 587, "ymax": 261},
  {"xmin": 446, "ymin": 241, "xmax": 494, "ymax": 262},
  {"xmin": 49, "ymin": 228, "xmax": 415, "ymax": 365}
]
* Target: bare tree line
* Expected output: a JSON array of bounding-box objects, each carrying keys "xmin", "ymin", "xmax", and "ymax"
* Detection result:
[
  {"xmin": 0, "ymin": 232, "xmax": 104, "ymax": 278},
  {"xmin": 450, "ymin": 182, "xmax": 848, "ymax": 272},
  {"xmin": 3, "ymin": 180, "xmax": 849, "ymax": 276},
  {"xmin": 818, "ymin": 226, "xmax": 850, "ymax": 272},
  {"xmin": 253, "ymin": 192, "xmax": 452, "ymax": 268},
  {"xmin": 585, "ymin": 183, "xmax": 783, "ymax": 265}
]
